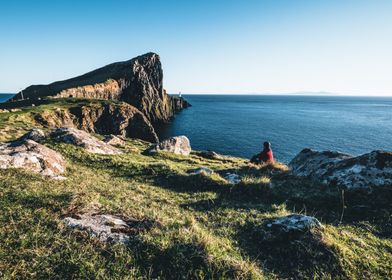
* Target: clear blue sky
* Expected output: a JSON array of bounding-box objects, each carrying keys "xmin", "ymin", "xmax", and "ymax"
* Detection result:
[{"xmin": 1, "ymin": 0, "xmax": 391, "ymax": 95}]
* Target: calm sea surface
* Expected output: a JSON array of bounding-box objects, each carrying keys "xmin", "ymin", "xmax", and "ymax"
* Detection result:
[
  {"xmin": 2, "ymin": 93, "xmax": 391, "ymax": 162},
  {"xmin": 158, "ymin": 95, "xmax": 392, "ymax": 162},
  {"xmin": 0, "ymin": 94, "xmax": 13, "ymax": 103}
]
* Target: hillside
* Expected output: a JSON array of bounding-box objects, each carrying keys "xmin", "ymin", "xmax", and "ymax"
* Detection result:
[{"xmin": 0, "ymin": 100, "xmax": 391, "ymax": 279}]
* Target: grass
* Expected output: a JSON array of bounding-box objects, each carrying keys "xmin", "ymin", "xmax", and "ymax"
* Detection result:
[{"xmin": 0, "ymin": 100, "xmax": 391, "ymax": 279}]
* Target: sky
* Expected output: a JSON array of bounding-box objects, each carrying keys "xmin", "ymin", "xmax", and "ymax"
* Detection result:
[{"xmin": 0, "ymin": 0, "xmax": 391, "ymax": 95}]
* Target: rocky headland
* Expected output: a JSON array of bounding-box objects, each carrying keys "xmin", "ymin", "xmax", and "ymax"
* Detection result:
[{"xmin": 0, "ymin": 54, "xmax": 391, "ymax": 279}]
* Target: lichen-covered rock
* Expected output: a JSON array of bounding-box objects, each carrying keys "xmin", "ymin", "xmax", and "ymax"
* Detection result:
[
  {"xmin": 147, "ymin": 136, "xmax": 191, "ymax": 156},
  {"xmin": 0, "ymin": 139, "xmax": 66, "ymax": 179},
  {"xmin": 290, "ymin": 149, "xmax": 392, "ymax": 189},
  {"xmin": 51, "ymin": 128, "xmax": 122, "ymax": 155},
  {"xmin": 103, "ymin": 135, "xmax": 126, "ymax": 147},
  {"xmin": 63, "ymin": 215, "xmax": 131, "ymax": 244},
  {"xmin": 19, "ymin": 129, "xmax": 46, "ymax": 142},
  {"xmin": 264, "ymin": 214, "xmax": 322, "ymax": 241}
]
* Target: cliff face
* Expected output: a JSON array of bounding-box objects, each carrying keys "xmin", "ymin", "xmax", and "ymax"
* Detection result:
[
  {"xmin": 34, "ymin": 102, "xmax": 158, "ymax": 143},
  {"xmin": 10, "ymin": 52, "xmax": 189, "ymax": 124}
]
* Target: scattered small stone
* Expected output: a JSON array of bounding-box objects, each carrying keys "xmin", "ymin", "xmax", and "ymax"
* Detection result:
[
  {"xmin": 51, "ymin": 127, "xmax": 122, "ymax": 155},
  {"xmin": 188, "ymin": 167, "xmax": 214, "ymax": 175},
  {"xmin": 0, "ymin": 139, "xmax": 66, "ymax": 179},
  {"xmin": 146, "ymin": 136, "xmax": 191, "ymax": 156},
  {"xmin": 10, "ymin": 108, "xmax": 22, "ymax": 112},
  {"xmin": 198, "ymin": 150, "xmax": 221, "ymax": 160},
  {"xmin": 224, "ymin": 173, "xmax": 241, "ymax": 184},
  {"xmin": 103, "ymin": 135, "xmax": 126, "ymax": 147}
]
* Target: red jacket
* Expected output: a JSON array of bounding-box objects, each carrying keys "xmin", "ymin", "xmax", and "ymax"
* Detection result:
[{"xmin": 260, "ymin": 149, "xmax": 274, "ymax": 162}]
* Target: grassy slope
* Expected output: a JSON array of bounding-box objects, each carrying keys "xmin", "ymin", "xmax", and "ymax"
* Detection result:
[{"xmin": 0, "ymin": 100, "xmax": 391, "ymax": 279}]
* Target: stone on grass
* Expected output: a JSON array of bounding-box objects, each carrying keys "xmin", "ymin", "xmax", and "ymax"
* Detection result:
[
  {"xmin": 0, "ymin": 139, "xmax": 66, "ymax": 179},
  {"xmin": 51, "ymin": 127, "xmax": 122, "ymax": 155},
  {"xmin": 264, "ymin": 214, "xmax": 322, "ymax": 241},
  {"xmin": 63, "ymin": 214, "xmax": 131, "ymax": 244},
  {"xmin": 224, "ymin": 173, "xmax": 241, "ymax": 184},
  {"xmin": 19, "ymin": 128, "xmax": 46, "ymax": 142},
  {"xmin": 290, "ymin": 148, "xmax": 392, "ymax": 189},
  {"xmin": 198, "ymin": 150, "xmax": 221, "ymax": 160},
  {"xmin": 146, "ymin": 136, "xmax": 191, "ymax": 156},
  {"xmin": 103, "ymin": 135, "xmax": 126, "ymax": 147},
  {"xmin": 188, "ymin": 167, "xmax": 214, "ymax": 175}
]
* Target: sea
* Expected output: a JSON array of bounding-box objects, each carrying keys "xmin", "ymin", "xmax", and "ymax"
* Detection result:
[
  {"xmin": 158, "ymin": 94, "xmax": 392, "ymax": 162},
  {"xmin": 1, "ymin": 93, "xmax": 391, "ymax": 163}
]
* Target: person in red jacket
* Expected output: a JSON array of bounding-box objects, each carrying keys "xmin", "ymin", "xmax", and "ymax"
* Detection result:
[{"xmin": 250, "ymin": 141, "xmax": 274, "ymax": 164}]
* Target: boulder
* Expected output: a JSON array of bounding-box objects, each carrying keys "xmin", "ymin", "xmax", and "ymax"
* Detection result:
[
  {"xmin": 51, "ymin": 128, "xmax": 122, "ymax": 155},
  {"xmin": 147, "ymin": 136, "xmax": 191, "ymax": 156},
  {"xmin": 290, "ymin": 149, "xmax": 392, "ymax": 189},
  {"xmin": 0, "ymin": 139, "xmax": 66, "ymax": 179},
  {"xmin": 0, "ymin": 109, "xmax": 9, "ymax": 113},
  {"xmin": 103, "ymin": 135, "xmax": 126, "ymax": 147},
  {"xmin": 63, "ymin": 214, "xmax": 131, "ymax": 244},
  {"xmin": 19, "ymin": 129, "xmax": 46, "ymax": 142}
]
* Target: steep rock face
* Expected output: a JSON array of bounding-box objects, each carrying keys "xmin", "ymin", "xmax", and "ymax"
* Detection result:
[
  {"xmin": 34, "ymin": 102, "xmax": 158, "ymax": 143},
  {"xmin": 71, "ymin": 103, "xmax": 159, "ymax": 143},
  {"xmin": 290, "ymin": 149, "xmax": 392, "ymax": 189},
  {"xmin": 10, "ymin": 52, "xmax": 189, "ymax": 123}
]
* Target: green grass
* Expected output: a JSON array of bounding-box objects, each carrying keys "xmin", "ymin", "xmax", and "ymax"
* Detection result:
[{"xmin": 0, "ymin": 100, "xmax": 391, "ymax": 279}]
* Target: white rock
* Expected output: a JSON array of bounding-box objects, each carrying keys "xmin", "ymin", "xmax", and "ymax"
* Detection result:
[
  {"xmin": 0, "ymin": 139, "xmax": 66, "ymax": 179},
  {"xmin": 147, "ymin": 136, "xmax": 191, "ymax": 156},
  {"xmin": 290, "ymin": 149, "xmax": 392, "ymax": 190},
  {"xmin": 51, "ymin": 128, "xmax": 122, "ymax": 155},
  {"xmin": 63, "ymin": 214, "xmax": 130, "ymax": 244}
]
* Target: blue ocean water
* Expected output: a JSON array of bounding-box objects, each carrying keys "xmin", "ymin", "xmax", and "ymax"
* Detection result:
[
  {"xmin": 158, "ymin": 95, "xmax": 392, "ymax": 162},
  {"xmin": 0, "ymin": 94, "xmax": 14, "ymax": 103}
]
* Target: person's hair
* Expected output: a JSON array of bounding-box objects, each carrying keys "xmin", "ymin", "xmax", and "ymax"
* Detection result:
[{"xmin": 263, "ymin": 141, "xmax": 271, "ymax": 150}]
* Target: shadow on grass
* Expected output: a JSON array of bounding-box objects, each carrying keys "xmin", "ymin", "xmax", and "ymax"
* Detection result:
[{"xmin": 234, "ymin": 220, "xmax": 347, "ymax": 279}]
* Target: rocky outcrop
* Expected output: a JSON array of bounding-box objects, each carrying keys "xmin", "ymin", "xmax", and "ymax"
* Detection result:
[
  {"xmin": 51, "ymin": 128, "xmax": 122, "ymax": 155},
  {"xmin": 71, "ymin": 103, "xmax": 158, "ymax": 143},
  {"xmin": 0, "ymin": 139, "xmax": 66, "ymax": 179},
  {"xmin": 146, "ymin": 136, "xmax": 191, "ymax": 156},
  {"xmin": 290, "ymin": 148, "xmax": 392, "ymax": 189},
  {"xmin": 34, "ymin": 102, "xmax": 159, "ymax": 143},
  {"xmin": 10, "ymin": 52, "xmax": 190, "ymax": 124}
]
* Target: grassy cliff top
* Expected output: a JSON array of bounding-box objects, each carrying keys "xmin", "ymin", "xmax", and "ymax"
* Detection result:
[{"xmin": 0, "ymin": 100, "xmax": 391, "ymax": 279}]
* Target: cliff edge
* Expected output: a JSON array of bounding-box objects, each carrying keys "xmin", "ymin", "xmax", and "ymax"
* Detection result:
[{"xmin": 9, "ymin": 52, "xmax": 190, "ymax": 123}]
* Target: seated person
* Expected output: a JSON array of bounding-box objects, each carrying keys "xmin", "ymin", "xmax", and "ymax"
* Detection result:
[{"xmin": 250, "ymin": 141, "xmax": 274, "ymax": 164}]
